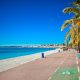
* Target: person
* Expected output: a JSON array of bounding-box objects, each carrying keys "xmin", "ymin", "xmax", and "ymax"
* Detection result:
[
  {"xmin": 58, "ymin": 50, "xmax": 60, "ymax": 52},
  {"xmin": 42, "ymin": 53, "xmax": 44, "ymax": 58}
]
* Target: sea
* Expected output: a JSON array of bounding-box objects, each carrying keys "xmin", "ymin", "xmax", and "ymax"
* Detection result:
[{"xmin": 0, "ymin": 47, "xmax": 55, "ymax": 60}]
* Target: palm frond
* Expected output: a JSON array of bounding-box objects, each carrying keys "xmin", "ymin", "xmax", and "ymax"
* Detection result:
[
  {"xmin": 64, "ymin": 30, "xmax": 71, "ymax": 44},
  {"xmin": 61, "ymin": 19, "xmax": 72, "ymax": 31},
  {"xmin": 63, "ymin": 7, "xmax": 80, "ymax": 15},
  {"xmin": 73, "ymin": 15, "xmax": 80, "ymax": 19},
  {"xmin": 64, "ymin": 26, "xmax": 77, "ymax": 44},
  {"xmin": 73, "ymin": 2, "xmax": 80, "ymax": 9}
]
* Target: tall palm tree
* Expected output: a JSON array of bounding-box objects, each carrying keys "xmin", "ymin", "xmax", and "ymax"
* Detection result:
[{"xmin": 61, "ymin": 0, "xmax": 80, "ymax": 52}]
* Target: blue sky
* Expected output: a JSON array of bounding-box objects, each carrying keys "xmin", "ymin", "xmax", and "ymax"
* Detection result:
[{"xmin": 0, "ymin": 0, "xmax": 75, "ymax": 45}]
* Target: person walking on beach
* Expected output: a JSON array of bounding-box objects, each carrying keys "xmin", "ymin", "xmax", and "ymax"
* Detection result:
[{"xmin": 42, "ymin": 53, "xmax": 44, "ymax": 58}]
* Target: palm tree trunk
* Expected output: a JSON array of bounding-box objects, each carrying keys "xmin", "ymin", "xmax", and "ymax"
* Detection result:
[
  {"xmin": 78, "ymin": 42, "xmax": 80, "ymax": 53},
  {"xmin": 78, "ymin": 23, "xmax": 80, "ymax": 53}
]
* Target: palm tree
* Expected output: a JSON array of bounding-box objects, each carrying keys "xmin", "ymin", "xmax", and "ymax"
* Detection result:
[{"xmin": 61, "ymin": 0, "xmax": 80, "ymax": 52}]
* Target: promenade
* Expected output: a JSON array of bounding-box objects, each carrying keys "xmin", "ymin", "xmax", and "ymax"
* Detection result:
[{"xmin": 0, "ymin": 50, "xmax": 79, "ymax": 80}]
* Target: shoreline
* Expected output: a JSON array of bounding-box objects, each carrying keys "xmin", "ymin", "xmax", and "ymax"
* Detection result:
[{"xmin": 0, "ymin": 48, "xmax": 62, "ymax": 72}]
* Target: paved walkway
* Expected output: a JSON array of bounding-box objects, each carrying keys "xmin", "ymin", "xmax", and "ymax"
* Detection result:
[
  {"xmin": 0, "ymin": 50, "xmax": 79, "ymax": 80},
  {"xmin": 50, "ymin": 50, "xmax": 79, "ymax": 80}
]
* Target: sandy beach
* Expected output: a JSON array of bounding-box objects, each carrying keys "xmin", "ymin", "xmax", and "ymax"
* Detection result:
[{"xmin": 0, "ymin": 48, "xmax": 62, "ymax": 72}]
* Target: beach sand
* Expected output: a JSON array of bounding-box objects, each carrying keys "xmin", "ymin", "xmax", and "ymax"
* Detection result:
[{"xmin": 0, "ymin": 48, "xmax": 62, "ymax": 72}]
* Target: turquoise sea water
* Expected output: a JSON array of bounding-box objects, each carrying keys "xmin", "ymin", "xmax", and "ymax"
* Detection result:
[{"xmin": 0, "ymin": 47, "xmax": 55, "ymax": 60}]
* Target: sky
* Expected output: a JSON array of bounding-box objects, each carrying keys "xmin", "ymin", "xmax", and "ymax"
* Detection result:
[{"xmin": 0, "ymin": 0, "xmax": 75, "ymax": 45}]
